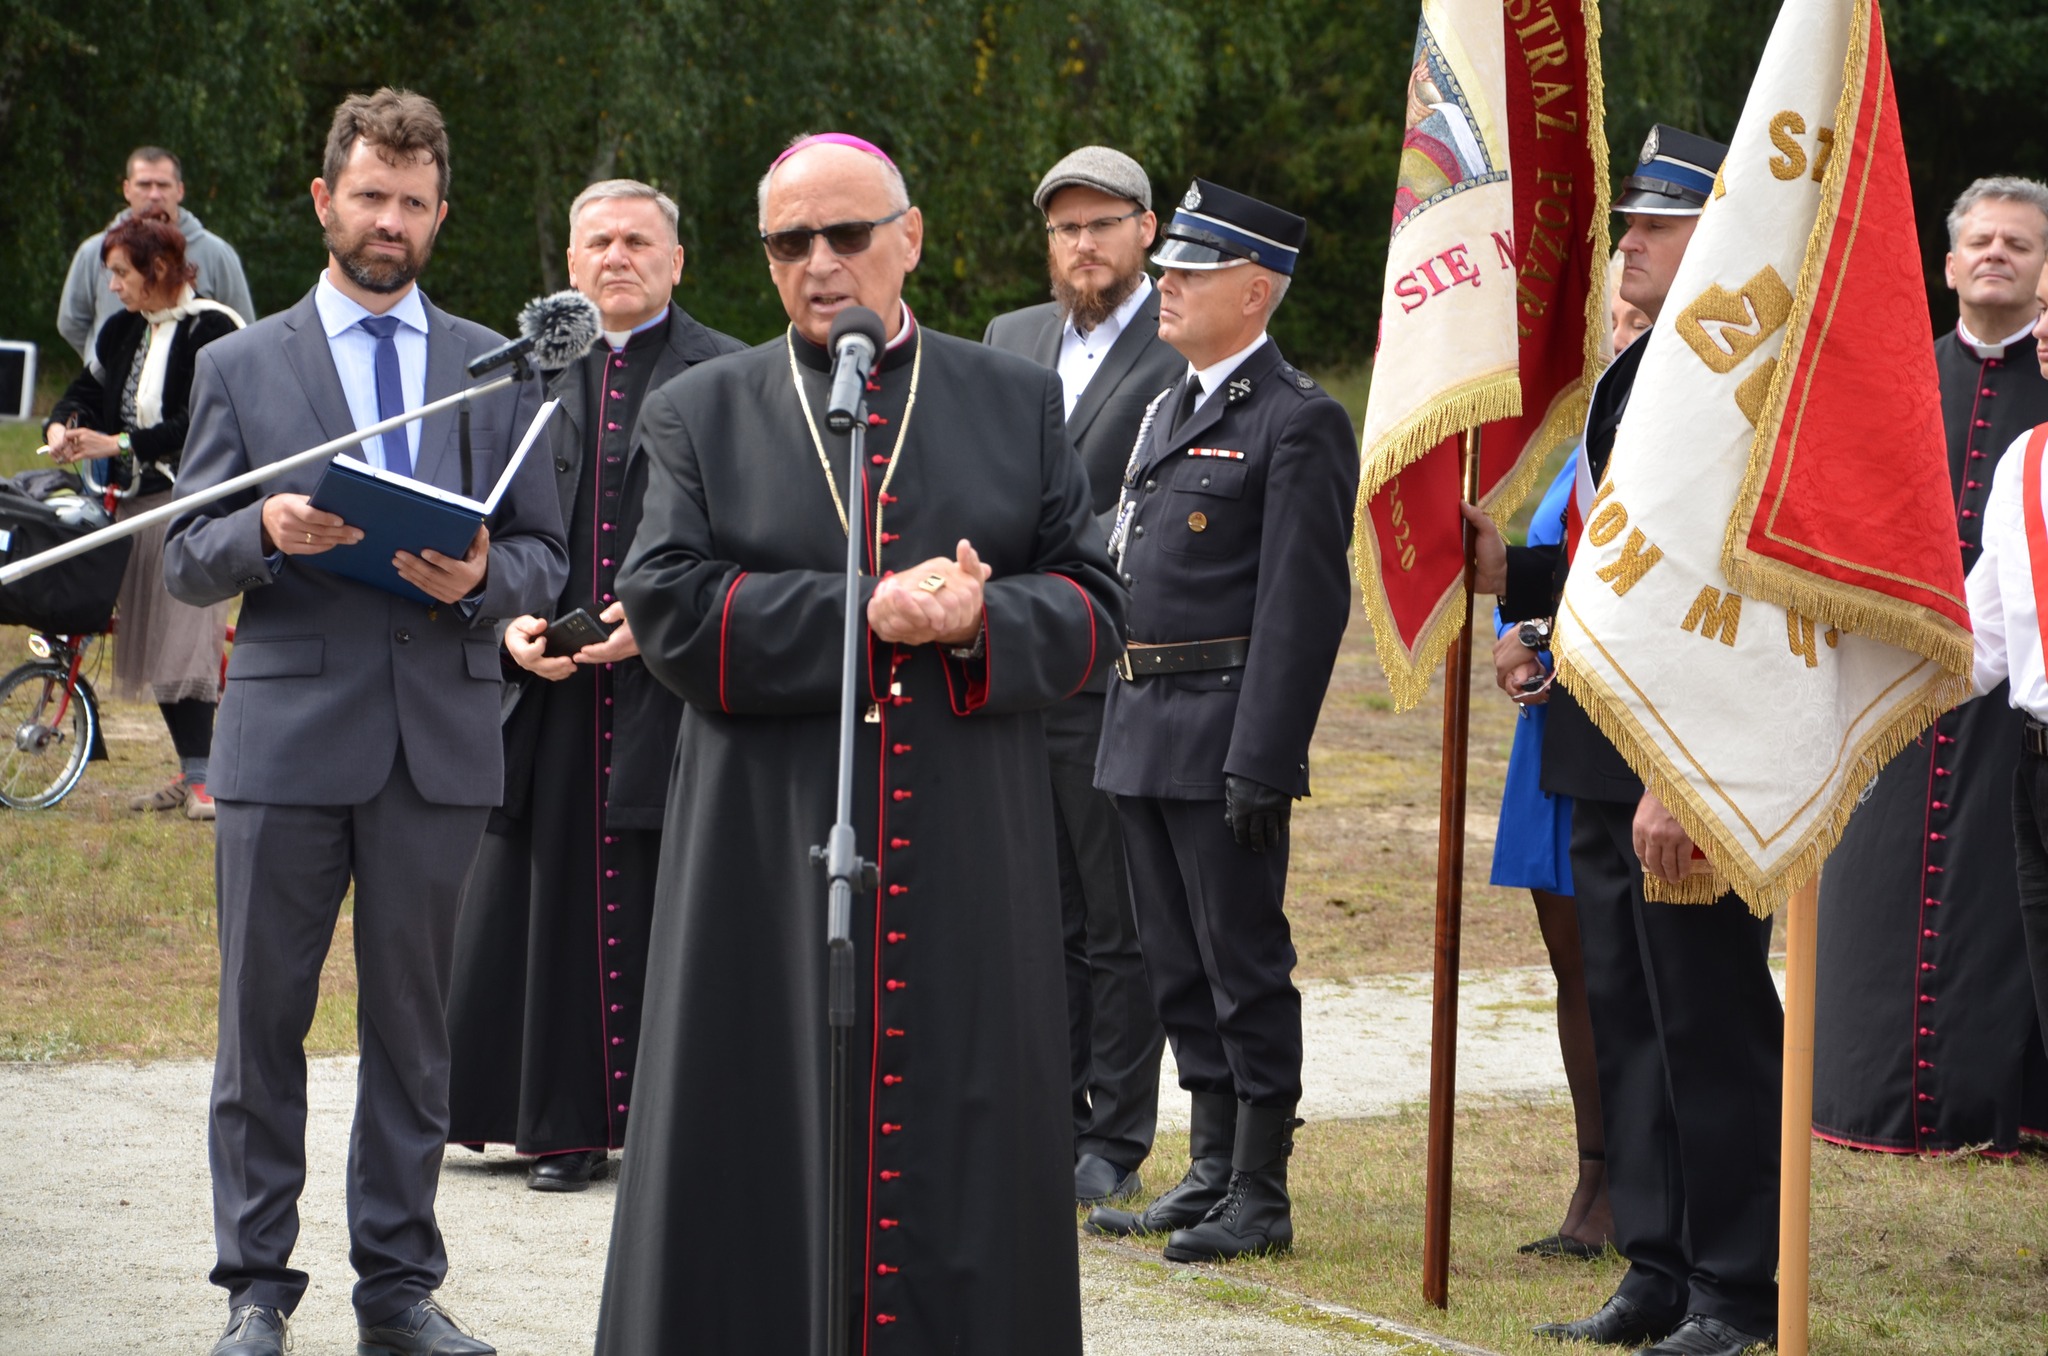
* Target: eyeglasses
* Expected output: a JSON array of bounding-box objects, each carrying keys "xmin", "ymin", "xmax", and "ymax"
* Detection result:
[
  {"xmin": 760, "ymin": 207, "xmax": 910, "ymax": 263},
  {"xmin": 1045, "ymin": 209, "xmax": 1144, "ymax": 244}
]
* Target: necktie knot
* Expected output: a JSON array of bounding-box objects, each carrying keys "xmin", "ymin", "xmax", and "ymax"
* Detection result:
[{"xmin": 359, "ymin": 314, "xmax": 401, "ymax": 341}]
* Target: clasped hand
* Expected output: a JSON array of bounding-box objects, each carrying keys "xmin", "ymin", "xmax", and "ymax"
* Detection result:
[
  {"xmin": 868, "ymin": 538, "xmax": 990, "ymax": 648},
  {"xmin": 505, "ymin": 602, "xmax": 640, "ymax": 681},
  {"xmin": 42, "ymin": 423, "xmax": 120, "ymax": 464}
]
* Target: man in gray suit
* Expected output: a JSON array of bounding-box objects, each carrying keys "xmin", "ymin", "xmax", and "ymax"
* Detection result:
[
  {"xmin": 164, "ymin": 89, "xmax": 565, "ymax": 1356},
  {"xmin": 983, "ymin": 145, "xmax": 1182, "ymax": 1205}
]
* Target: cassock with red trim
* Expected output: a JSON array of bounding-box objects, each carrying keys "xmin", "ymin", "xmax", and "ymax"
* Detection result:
[{"xmin": 598, "ymin": 316, "xmax": 1121, "ymax": 1355}]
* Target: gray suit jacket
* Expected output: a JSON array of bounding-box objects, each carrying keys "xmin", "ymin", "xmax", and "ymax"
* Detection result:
[
  {"xmin": 982, "ymin": 286, "xmax": 1183, "ymax": 520},
  {"xmin": 164, "ymin": 287, "xmax": 567, "ymax": 807}
]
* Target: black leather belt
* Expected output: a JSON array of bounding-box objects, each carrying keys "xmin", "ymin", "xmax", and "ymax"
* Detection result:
[
  {"xmin": 2025, "ymin": 716, "xmax": 2048, "ymax": 758},
  {"xmin": 1115, "ymin": 636, "xmax": 1251, "ymax": 680}
]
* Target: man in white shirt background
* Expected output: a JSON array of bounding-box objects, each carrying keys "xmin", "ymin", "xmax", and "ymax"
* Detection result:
[{"xmin": 984, "ymin": 146, "xmax": 1183, "ymax": 1206}]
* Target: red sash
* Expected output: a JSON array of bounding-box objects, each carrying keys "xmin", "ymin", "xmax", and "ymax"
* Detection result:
[{"xmin": 2023, "ymin": 424, "xmax": 2048, "ymax": 669}]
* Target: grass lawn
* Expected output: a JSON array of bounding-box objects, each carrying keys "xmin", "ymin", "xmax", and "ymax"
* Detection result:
[{"xmin": 1114, "ymin": 1104, "xmax": 2047, "ymax": 1356}]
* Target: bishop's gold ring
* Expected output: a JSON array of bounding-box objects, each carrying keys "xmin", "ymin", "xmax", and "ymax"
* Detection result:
[{"xmin": 918, "ymin": 572, "xmax": 948, "ymax": 594}]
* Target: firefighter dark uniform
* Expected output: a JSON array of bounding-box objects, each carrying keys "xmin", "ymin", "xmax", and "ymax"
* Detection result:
[{"xmin": 1086, "ymin": 180, "xmax": 1358, "ymax": 1263}]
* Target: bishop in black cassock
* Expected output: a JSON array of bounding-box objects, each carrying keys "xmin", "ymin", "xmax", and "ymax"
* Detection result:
[
  {"xmin": 595, "ymin": 136, "xmax": 1120, "ymax": 1355},
  {"xmin": 1815, "ymin": 209, "xmax": 2048, "ymax": 1155}
]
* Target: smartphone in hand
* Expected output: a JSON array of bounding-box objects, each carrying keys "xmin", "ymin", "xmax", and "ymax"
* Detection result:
[{"xmin": 543, "ymin": 607, "xmax": 616, "ymax": 657}]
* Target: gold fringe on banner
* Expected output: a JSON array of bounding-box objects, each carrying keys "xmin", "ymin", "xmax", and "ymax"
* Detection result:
[
  {"xmin": 1719, "ymin": 0, "xmax": 1971, "ymax": 682},
  {"xmin": 1554, "ymin": 602, "xmax": 1970, "ymax": 916},
  {"xmin": 1357, "ymin": 371, "xmax": 1522, "ymax": 501}
]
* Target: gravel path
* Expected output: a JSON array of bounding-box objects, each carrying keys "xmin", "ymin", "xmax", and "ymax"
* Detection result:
[{"xmin": 0, "ymin": 971, "xmax": 1569, "ymax": 1355}]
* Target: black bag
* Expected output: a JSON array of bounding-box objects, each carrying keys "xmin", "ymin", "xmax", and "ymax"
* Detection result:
[{"xmin": 0, "ymin": 473, "xmax": 132, "ymax": 635}]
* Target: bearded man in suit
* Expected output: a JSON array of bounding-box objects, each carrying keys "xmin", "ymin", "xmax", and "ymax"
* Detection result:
[
  {"xmin": 165, "ymin": 88, "xmax": 566, "ymax": 1356},
  {"xmin": 983, "ymin": 145, "xmax": 1182, "ymax": 1206}
]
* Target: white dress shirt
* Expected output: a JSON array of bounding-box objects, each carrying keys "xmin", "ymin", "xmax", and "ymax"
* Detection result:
[
  {"xmin": 313, "ymin": 272, "xmax": 428, "ymax": 470},
  {"xmin": 1056, "ymin": 276, "xmax": 1154, "ymax": 419},
  {"xmin": 1185, "ymin": 331, "xmax": 1270, "ymax": 415},
  {"xmin": 1969, "ymin": 426, "xmax": 2048, "ymax": 716}
]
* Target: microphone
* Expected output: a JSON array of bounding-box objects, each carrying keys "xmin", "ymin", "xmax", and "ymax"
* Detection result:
[
  {"xmin": 466, "ymin": 290, "xmax": 603, "ymax": 378},
  {"xmin": 825, "ymin": 307, "xmax": 888, "ymax": 434}
]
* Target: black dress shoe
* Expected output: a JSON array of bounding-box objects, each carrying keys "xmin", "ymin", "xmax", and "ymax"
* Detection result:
[
  {"xmin": 1639, "ymin": 1315, "xmax": 1772, "ymax": 1355},
  {"xmin": 1518, "ymin": 1231, "xmax": 1609, "ymax": 1259},
  {"xmin": 1533, "ymin": 1292, "xmax": 1677, "ymax": 1345},
  {"xmin": 527, "ymin": 1149, "xmax": 611, "ymax": 1193},
  {"xmin": 357, "ymin": 1298, "xmax": 495, "ymax": 1356},
  {"xmin": 211, "ymin": 1306, "xmax": 287, "ymax": 1356},
  {"xmin": 1075, "ymin": 1153, "xmax": 1142, "ymax": 1206}
]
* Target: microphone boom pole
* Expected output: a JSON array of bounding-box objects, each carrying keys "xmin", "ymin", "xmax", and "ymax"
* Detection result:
[{"xmin": 0, "ymin": 374, "xmax": 517, "ymax": 589}]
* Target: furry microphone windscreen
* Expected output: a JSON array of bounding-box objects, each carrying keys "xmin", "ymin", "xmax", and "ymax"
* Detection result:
[{"xmin": 521, "ymin": 290, "xmax": 603, "ymax": 369}]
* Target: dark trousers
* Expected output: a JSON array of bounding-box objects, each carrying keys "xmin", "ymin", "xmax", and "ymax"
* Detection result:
[
  {"xmin": 1573, "ymin": 797, "xmax": 1781, "ymax": 1335},
  {"xmin": 1116, "ymin": 793, "xmax": 1300, "ymax": 1108},
  {"xmin": 1048, "ymin": 695, "xmax": 1164, "ymax": 1165},
  {"xmin": 2006, "ymin": 752, "xmax": 2048, "ymax": 1058},
  {"xmin": 209, "ymin": 750, "xmax": 488, "ymax": 1322}
]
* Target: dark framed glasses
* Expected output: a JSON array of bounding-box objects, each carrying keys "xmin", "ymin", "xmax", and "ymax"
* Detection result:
[
  {"xmin": 1044, "ymin": 208, "xmax": 1144, "ymax": 244},
  {"xmin": 760, "ymin": 206, "xmax": 910, "ymax": 263}
]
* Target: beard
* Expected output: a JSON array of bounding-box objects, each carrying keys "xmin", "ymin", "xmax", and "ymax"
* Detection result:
[
  {"xmin": 325, "ymin": 217, "xmax": 431, "ymax": 295},
  {"xmin": 1050, "ymin": 254, "xmax": 1144, "ymax": 334}
]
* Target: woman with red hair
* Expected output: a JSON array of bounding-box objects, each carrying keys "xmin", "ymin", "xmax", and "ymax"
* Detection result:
[{"xmin": 45, "ymin": 215, "xmax": 246, "ymax": 819}]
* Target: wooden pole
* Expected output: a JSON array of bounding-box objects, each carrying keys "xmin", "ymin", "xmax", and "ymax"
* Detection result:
[
  {"xmin": 1776, "ymin": 876, "xmax": 1820, "ymax": 1355},
  {"xmin": 1422, "ymin": 429, "xmax": 1482, "ymax": 1309}
]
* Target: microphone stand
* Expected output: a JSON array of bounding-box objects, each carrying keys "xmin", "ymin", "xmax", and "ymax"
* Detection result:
[
  {"xmin": 809, "ymin": 383, "xmax": 875, "ymax": 1356},
  {"xmin": 0, "ymin": 370, "xmax": 525, "ymax": 588}
]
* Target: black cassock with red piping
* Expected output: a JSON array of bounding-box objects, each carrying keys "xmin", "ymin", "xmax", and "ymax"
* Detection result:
[{"xmin": 598, "ymin": 317, "xmax": 1122, "ymax": 1356}]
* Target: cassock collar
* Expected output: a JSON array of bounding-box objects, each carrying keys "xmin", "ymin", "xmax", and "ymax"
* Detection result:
[
  {"xmin": 790, "ymin": 303, "xmax": 919, "ymax": 374},
  {"xmin": 1958, "ymin": 315, "xmax": 2039, "ymax": 361},
  {"xmin": 603, "ymin": 308, "xmax": 672, "ymax": 353}
]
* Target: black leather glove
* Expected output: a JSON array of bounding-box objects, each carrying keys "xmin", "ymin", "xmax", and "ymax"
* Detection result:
[{"xmin": 1224, "ymin": 774, "xmax": 1291, "ymax": 854}]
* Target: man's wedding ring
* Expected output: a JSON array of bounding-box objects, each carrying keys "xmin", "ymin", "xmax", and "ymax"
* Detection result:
[
  {"xmin": 918, "ymin": 573, "xmax": 948, "ymax": 594},
  {"xmin": 304, "ymin": 532, "xmax": 314, "ymax": 545}
]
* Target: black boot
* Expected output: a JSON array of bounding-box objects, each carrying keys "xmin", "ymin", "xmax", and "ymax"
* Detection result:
[
  {"xmin": 1085, "ymin": 1091, "xmax": 1235, "ymax": 1236},
  {"xmin": 1163, "ymin": 1101, "xmax": 1300, "ymax": 1262}
]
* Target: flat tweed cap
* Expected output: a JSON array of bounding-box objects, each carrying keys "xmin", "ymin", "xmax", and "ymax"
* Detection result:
[{"xmin": 1034, "ymin": 146, "xmax": 1153, "ymax": 213}]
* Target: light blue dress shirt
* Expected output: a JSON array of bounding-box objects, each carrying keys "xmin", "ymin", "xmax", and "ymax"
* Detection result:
[{"xmin": 313, "ymin": 272, "xmax": 428, "ymax": 471}]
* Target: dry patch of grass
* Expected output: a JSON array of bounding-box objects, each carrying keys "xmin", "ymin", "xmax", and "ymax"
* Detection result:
[
  {"xmin": 0, "ymin": 624, "xmax": 357, "ymax": 1060},
  {"xmin": 1111, "ymin": 1100, "xmax": 2048, "ymax": 1356}
]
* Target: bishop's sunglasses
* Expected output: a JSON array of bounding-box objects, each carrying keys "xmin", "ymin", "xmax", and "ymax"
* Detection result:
[{"xmin": 760, "ymin": 207, "xmax": 910, "ymax": 263}]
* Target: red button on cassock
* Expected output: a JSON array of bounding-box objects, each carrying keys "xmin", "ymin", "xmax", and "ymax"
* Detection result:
[
  {"xmin": 886, "ymin": 979, "xmax": 907, "ymax": 991},
  {"xmin": 876, "ymin": 1264, "xmax": 898, "ymax": 1275},
  {"xmin": 890, "ymin": 837, "xmax": 911, "ymax": 849},
  {"xmin": 889, "ymin": 883, "xmax": 909, "ymax": 896},
  {"xmin": 884, "ymin": 1074, "xmax": 903, "ymax": 1085},
  {"xmin": 893, "ymin": 789, "xmax": 913, "ymax": 801},
  {"xmin": 879, "ymin": 1218, "xmax": 899, "ymax": 1229},
  {"xmin": 885, "ymin": 1027, "xmax": 905, "ymax": 1037}
]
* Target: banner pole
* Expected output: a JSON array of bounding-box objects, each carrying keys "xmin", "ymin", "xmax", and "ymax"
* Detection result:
[
  {"xmin": 1776, "ymin": 876, "xmax": 1820, "ymax": 1354},
  {"xmin": 1422, "ymin": 427, "xmax": 1481, "ymax": 1309}
]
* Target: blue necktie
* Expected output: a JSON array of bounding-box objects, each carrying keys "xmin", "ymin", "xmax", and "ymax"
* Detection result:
[{"xmin": 358, "ymin": 314, "xmax": 411, "ymax": 478}]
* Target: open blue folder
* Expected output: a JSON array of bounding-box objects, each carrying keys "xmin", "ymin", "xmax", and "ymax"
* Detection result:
[{"xmin": 303, "ymin": 399, "xmax": 559, "ymax": 605}]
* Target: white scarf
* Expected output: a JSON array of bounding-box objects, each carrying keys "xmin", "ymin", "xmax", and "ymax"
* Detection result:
[{"xmin": 135, "ymin": 286, "xmax": 246, "ymax": 429}]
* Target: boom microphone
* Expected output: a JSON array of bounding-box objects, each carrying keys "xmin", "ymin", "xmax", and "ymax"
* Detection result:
[
  {"xmin": 466, "ymin": 290, "xmax": 604, "ymax": 378},
  {"xmin": 825, "ymin": 307, "xmax": 888, "ymax": 435}
]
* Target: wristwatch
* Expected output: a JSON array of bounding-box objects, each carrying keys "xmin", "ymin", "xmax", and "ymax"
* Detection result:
[
  {"xmin": 1517, "ymin": 617, "xmax": 1553, "ymax": 652},
  {"xmin": 946, "ymin": 620, "xmax": 987, "ymax": 661},
  {"xmin": 115, "ymin": 432, "xmax": 132, "ymax": 453}
]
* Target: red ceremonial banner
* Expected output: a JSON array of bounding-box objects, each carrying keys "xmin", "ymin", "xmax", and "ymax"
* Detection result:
[
  {"xmin": 1722, "ymin": 0, "xmax": 1970, "ymax": 671},
  {"xmin": 1358, "ymin": 0, "xmax": 1610, "ymax": 707}
]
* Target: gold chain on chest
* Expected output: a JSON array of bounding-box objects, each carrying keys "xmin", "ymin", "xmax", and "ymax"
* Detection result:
[{"xmin": 787, "ymin": 327, "xmax": 923, "ymax": 561}]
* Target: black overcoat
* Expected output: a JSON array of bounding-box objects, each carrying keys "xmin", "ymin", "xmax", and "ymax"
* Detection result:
[
  {"xmin": 1813, "ymin": 328, "xmax": 2048, "ymax": 1153},
  {"xmin": 597, "ymin": 321, "xmax": 1122, "ymax": 1355}
]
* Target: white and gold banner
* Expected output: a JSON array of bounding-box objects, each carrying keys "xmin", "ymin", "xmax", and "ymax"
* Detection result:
[{"xmin": 1554, "ymin": 0, "xmax": 1968, "ymax": 913}]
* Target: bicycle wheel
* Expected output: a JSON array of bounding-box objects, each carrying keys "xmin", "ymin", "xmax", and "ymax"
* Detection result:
[{"xmin": 0, "ymin": 661, "xmax": 97, "ymax": 809}]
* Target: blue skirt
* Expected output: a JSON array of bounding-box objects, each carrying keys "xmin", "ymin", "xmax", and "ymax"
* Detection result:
[{"xmin": 1489, "ymin": 701, "xmax": 1574, "ymax": 894}]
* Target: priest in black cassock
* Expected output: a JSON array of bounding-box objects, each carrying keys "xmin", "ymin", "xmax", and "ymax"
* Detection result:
[
  {"xmin": 444, "ymin": 180, "xmax": 744, "ymax": 1189},
  {"xmin": 595, "ymin": 133, "xmax": 1121, "ymax": 1355},
  {"xmin": 1815, "ymin": 176, "xmax": 2048, "ymax": 1155}
]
